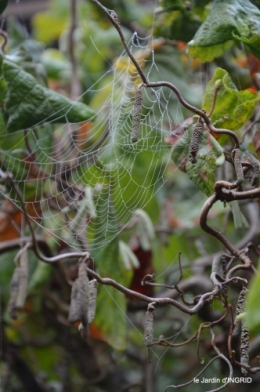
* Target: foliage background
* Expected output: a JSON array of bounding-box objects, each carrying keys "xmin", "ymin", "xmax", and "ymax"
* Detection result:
[{"xmin": 1, "ymin": 0, "xmax": 260, "ymax": 391}]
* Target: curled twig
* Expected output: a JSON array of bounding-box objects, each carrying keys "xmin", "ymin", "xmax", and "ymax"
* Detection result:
[
  {"xmin": 141, "ymin": 253, "xmax": 184, "ymax": 295},
  {"xmin": 200, "ymin": 193, "xmax": 254, "ymax": 270}
]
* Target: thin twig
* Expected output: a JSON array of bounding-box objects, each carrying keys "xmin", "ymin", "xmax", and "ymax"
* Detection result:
[
  {"xmin": 200, "ymin": 193, "xmax": 255, "ymax": 270},
  {"xmin": 86, "ymin": 266, "xmax": 221, "ymax": 315},
  {"xmin": 69, "ymin": 0, "xmax": 81, "ymax": 100},
  {"xmin": 91, "ymin": 0, "xmax": 148, "ymax": 84},
  {"xmin": 91, "ymin": 0, "xmax": 240, "ymax": 148},
  {"xmin": 165, "ymin": 355, "xmax": 222, "ymax": 390},
  {"xmin": 209, "ymin": 327, "xmax": 233, "ymax": 392}
]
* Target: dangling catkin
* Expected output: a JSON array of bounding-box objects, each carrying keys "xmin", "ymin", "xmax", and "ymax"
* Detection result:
[
  {"xmin": 131, "ymin": 86, "xmax": 143, "ymax": 143},
  {"xmin": 233, "ymin": 286, "xmax": 246, "ymax": 336},
  {"xmin": 232, "ymin": 148, "xmax": 244, "ymax": 183},
  {"xmin": 238, "ymin": 287, "xmax": 249, "ymax": 374},
  {"xmin": 236, "ymin": 287, "xmax": 247, "ymax": 315},
  {"xmin": 220, "ymin": 255, "xmax": 228, "ymax": 299},
  {"xmin": 241, "ymin": 322, "xmax": 249, "ymax": 375},
  {"xmin": 144, "ymin": 303, "xmax": 154, "ymax": 346},
  {"xmin": 248, "ymin": 156, "xmax": 260, "ymax": 187},
  {"xmin": 189, "ymin": 119, "xmax": 203, "ymax": 164},
  {"xmin": 68, "ymin": 278, "xmax": 82, "ymax": 323},
  {"xmin": 16, "ymin": 247, "xmax": 29, "ymax": 309},
  {"xmin": 7, "ymin": 266, "xmax": 20, "ymax": 319},
  {"xmin": 233, "ymin": 287, "xmax": 249, "ymax": 373},
  {"xmin": 88, "ymin": 279, "xmax": 97, "ymax": 324},
  {"xmin": 68, "ymin": 258, "xmax": 89, "ymax": 332}
]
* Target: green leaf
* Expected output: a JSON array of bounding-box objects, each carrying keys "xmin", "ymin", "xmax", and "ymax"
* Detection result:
[
  {"xmin": 95, "ymin": 285, "xmax": 127, "ymax": 351},
  {"xmin": 92, "ymin": 187, "xmax": 127, "ymax": 351},
  {"xmin": 0, "ymin": 109, "xmax": 6, "ymax": 147},
  {"xmin": 29, "ymin": 261, "xmax": 52, "ymax": 290},
  {"xmin": 189, "ymin": 41, "xmax": 233, "ymax": 63},
  {"xmin": 2, "ymin": 59, "xmax": 95, "ymax": 131},
  {"xmin": 0, "ymin": 0, "xmax": 8, "ymax": 15},
  {"xmin": 188, "ymin": 0, "xmax": 260, "ymax": 61},
  {"xmin": 246, "ymin": 262, "xmax": 260, "ymax": 332},
  {"xmin": 202, "ymin": 68, "xmax": 260, "ymax": 130},
  {"xmin": 171, "ymin": 125, "xmax": 224, "ymax": 196},
  {"xmin": 41, "ymin": 49, "xmax": 71, "ymax": 80}
]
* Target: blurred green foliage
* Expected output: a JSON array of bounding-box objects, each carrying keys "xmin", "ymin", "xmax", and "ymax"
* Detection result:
[{"xmin": 1, "ymin": 0, "xmax": 260, "ymax": 391}]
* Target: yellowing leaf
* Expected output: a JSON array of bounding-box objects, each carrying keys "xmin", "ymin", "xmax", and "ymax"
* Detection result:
[
  {"xmin": 188, "ymin": 41, "xmax": 233, "ymax": 63},
  {"xmin": 202, "ymin": 68, "xmax": 260, "ymax": 130},
  {"xmin": 32, "ymin": 12, "xmax": 68, "ymax": 44}
]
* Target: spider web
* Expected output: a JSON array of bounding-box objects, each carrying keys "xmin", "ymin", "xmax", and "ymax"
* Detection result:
[
  {"xmin": 0, "ymin": 2, "xmax": 235, "ymax": 388},
  {"xmin": 0, "ymin": 29, "xmax": 191, "ymax": 255}
]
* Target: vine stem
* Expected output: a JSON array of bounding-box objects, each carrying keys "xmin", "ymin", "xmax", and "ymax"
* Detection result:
[
  {"xmin": 200, "ymin": 192, "xmax": 257, "ymax": 275},
  {"xmin": 91, "ymin": 0, "xmax": 240, "ymax": 148}
]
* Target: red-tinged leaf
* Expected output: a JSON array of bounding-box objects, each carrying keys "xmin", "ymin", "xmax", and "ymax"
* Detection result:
[
  {"xmin": 247, "ymin": 53, "xmax": 260, "ymax": 76},
  {"xmin": 89, "ymin": 323, "xmax": 105, "ymax": 341},
  {"xmin": 247, "ymin": 87, "xmax": 258, "ymax": 94},
  {"xmin": 128, "ymin": 238, "xmax": 154, "ymax": 297},
  {"xmin": 0, "ymin": 200, "xmax": 23, "ymax": 241},
  {"xmin": 75, "ymin": 121, "xmax": 93, "ymax": 149}
]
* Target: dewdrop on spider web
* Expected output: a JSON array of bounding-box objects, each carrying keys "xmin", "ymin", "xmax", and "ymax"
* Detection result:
[
  {"xmin": 131, "ymin": 85, "xmax": 143, "ymax": 143},
  {"xmin": 110, "ymin": 10, "xmax": 119, "ymax": 25},
  {"xmin": 144, "ymin": 303, "xmax": 155, "ymax": 362},
  {"xmin": 232, "ymin": 148, "xmax": 244, "ymax": 184},
  {"xmin": 189, "ymin": 117, "xmax": 204, "ymax": 164},
  {"xmin": 68, "ymin": 257, "xmax": 90, "ymax": 339}
]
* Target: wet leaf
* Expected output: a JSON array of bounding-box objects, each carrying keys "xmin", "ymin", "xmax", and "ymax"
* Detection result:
[
  {"xmin": 2, "ymin": 59, "xmax": 95, "ymax": 131},
  {"xmin": 188, "ymin": 0, "xmax": 260, "ymax": 61}
]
